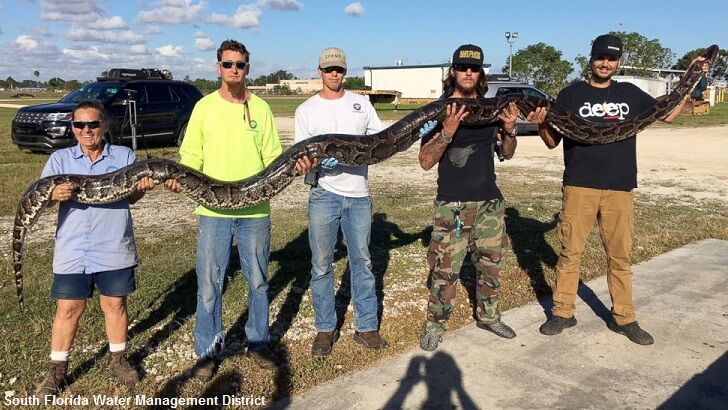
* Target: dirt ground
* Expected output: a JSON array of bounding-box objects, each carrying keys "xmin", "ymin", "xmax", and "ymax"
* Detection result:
[{"xmin": 2, "ymin": 120, "xmax": 726, "ymax": 257}]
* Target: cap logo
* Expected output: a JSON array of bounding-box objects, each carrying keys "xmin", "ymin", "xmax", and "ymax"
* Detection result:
[
  {"xmin": 458, "ymin": 50, "xmax": 481, "ymax": 60},
  {"xmin": 608, "ymin": 46, "xmax": 620, "ymax": 51}
]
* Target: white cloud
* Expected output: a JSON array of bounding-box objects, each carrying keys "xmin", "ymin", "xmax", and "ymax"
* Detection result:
[
  {"xmin": 67, "ymin": 26, "xmax": 145, "ymax": 43},
  {"xmin": 147, "ymin": 25, "xmax": 163, "ymax": 34},
  {"xmin": 40, "ymin": 0, "xmax": 104, "ymax": 21},
  {"xmin": 91, "ymin": 16, "xmax": 128, "ymax": 30},
  {"xmin": 260, "ymin": 0, "xmax": 302, "ymax": 11},
  {"xmin": 34, "ymin": 26, "xmax": 53, "ymax": 37},
  {"xmin": 156, "ymin": 44, "xmax": 184, "ymax": 58},
  {"xmin": 63, "ymin": 46, "xmax": 113, "ymax": 62},
  {"xmin": 344, "ymin": 2, "xmax": 364, "ymax": 16},
  {"xmin": 137, "ymin": 0, "xmax": 205, "ymax": 25},
  {"xmin": 194, "ymin": 32, "xmax": 215, "ymax": 51},
  {"xmin": 207, "ymin": 4, "xmax": 261, "ymax": 28},
  {"xmin": 15, "ymin": 35, "xmax": 40, "ymax": 50},
  {"xmin": 131, "ymin": 44, "xmax": 149, "ymax": 54}
]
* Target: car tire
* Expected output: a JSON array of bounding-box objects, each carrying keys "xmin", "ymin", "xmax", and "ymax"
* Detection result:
[{"xmin": 176, "ymin": 122, "xmax": 187, "ymax": 146}]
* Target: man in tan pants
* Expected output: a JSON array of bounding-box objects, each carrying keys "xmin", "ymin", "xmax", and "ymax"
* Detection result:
[{"xmin": 526, "ymin": 34, "xmax": 700, "ymax": 345}]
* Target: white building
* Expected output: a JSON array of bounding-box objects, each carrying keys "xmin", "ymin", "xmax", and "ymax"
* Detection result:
[
  {"xmin": 613, "ymin": 75, "xmax": 670, "ymax": 98},
  {"xmin": 363, "ymin": 63, "xmax": 492, "ymax": 100},
  {"xmin": 279, "ymin": 78, "xmax": 322, "ymax": 93}
]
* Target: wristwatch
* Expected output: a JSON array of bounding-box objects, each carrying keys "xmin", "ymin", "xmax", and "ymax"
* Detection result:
[{"xmin": 502, "ymin": 127, "xmax": 517, "ymax": 138}]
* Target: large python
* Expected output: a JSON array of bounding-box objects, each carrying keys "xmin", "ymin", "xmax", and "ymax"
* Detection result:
[{"xmin": 11, "ymin": 45, "xmax": 719, "ymax": 309}]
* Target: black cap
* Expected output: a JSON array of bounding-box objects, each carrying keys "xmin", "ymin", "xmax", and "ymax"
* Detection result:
[
  {"xmin": 452, "ymin": 44, "xmax": 484, "ymax": 65},
  {"xmin": 591, "ymin": 34, "xmax": 623, "ymax": 57}
]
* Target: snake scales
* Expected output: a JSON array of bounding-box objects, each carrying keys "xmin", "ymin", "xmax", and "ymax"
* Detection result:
[{"xmin": 11, "ymin": 45, "xmax": 718, "ymax": 309}]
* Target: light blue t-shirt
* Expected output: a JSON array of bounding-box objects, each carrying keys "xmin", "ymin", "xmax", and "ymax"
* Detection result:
[{"xmin": 40, "ymin": 144, "xmax": 139, "ymax": 274}]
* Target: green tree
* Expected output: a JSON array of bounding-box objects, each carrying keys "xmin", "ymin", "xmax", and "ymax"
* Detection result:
[
  {"xmin": 66, "ymin": 79, "xmax": 82, "ymax": 90},
  {"xmin": 5, "ymin": 76, "xmax": 18, "ymax": 89},
  {"xmin": 183, "ymin": 75, "xmax": 191, "ymax": 82},
  {"xmin": 272, "ymin": 84, "xmax": 293, "ymax": 95},
  {"xmin": 673, "ymin": 47, "xmax": 728, "ymax": 79},
  {"xmin": 507, "ymin": 42, "xmax": 572, "ymax": 97},
  {"xmin": 343, "ymin": 76, "xmax": 369, "ymax": 90},
  {"xmin": 47, "ymin": 77, "xmax": 66, "ymax": 88},
  {"xmin": 252, "ymin": 70, "xmax": 297, "ymax": 86},
  {"xmin": 192, "ymin": 78, "xmax": 218, "ymax": 93},
  {"xmin": 574, "ymin": 31, "xmax": 674, "ymax": 78}
]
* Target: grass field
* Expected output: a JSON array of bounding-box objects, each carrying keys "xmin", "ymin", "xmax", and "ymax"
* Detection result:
[{"xmin": 0, "ymin": 99, "xmax": 727, "ymax": 404}]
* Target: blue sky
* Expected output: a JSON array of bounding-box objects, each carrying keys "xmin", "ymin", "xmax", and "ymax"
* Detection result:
[{"xmin": 0, "ymin": 0, "xmax": 725, "ymax": 82}]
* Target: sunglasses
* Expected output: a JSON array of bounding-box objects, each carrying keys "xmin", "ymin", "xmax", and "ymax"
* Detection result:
[
  {"xmin": 72, "ymin": 120, "xmax": 103, "ymax": 130},
  {"xmin": 220, "ymin": 61, "xmax": 249, "ymax": 70},
  {"xmin": 453, "ymin": 64, "xmax": 482, "ymax": 73},
  {"xmin": 320, "ymin": 66, "xmax": 346, "ymax": 74}
]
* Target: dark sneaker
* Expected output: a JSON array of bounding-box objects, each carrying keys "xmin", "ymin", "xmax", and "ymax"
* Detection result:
[
  {"xmin": 191, "ymin": 356, "xmax": 219, "ymax": 381},
  {"xmin": 109, "ymin": 351, "xmax": 141, "ymax": 385},
  {"xmin": 477, "ymin": 321, "xmax": 517, "ymax": 339},
  {"xmin": 311, "ymin": 331, "xmax": 340, "ymax": 357},
  {"xmin": 608, "ymin": 321, "xmax": 654, "ymax": 345},
  {"xmin": 353, "ymin": 331, "xmax": 389, "ymax": 350},
  {"xmin": 539, "ymin": 315, "xmax": 577, "ymax": 335},
  {"xmin": 34, "ymin": 361, "xmax": 68, "ymax": 402},
  {"xmin": 419, "ymin": 321, "xmax": 444, "ymax": 352},
  {"xmin": 246, "ymin": 346, "xmax": 280, "ymax": 369}
]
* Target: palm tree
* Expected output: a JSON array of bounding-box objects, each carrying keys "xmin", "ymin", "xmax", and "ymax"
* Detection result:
[{"xmin": 33, "ymin": 70, "xmax": 40, "ymax": 87}]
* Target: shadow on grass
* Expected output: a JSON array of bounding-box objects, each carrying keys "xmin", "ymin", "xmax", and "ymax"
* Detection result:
[
  {"xmin": 504, "ymin": 206, "xmax": 611, "ymax": 323},
  {"xmin": 67, "ymin": 268, "xmax": 199, "ymax": 387},
  {"xmin": 146, "ymin": 213, "xmax": 430, "ymax": 404},
  {"xmin": 334, "ymin": 213, "xmax": 431, "ymax": 333},
  {"xmin": 505, "ymin": 207, "xmax": 558, "ymax": 316},
  {"xmin": 383, "ymin": 352, "xmax": 477, "ymax": 410}
]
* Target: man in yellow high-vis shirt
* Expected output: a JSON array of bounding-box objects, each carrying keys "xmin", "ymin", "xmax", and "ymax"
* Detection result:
[{"xmin": 166, "ymin": 39, "xmax": 285, "ymax": 379}]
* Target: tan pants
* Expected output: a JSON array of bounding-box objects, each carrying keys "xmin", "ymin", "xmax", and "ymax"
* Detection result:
[{"xmin": 552, "ymin": 186, "xmax": 636, "ymax": 325}]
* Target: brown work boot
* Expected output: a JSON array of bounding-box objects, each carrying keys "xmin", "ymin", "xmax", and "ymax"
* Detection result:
[
  {"xmin": 191, "ymin": 356, "xmax": 219, "ymax": 381},
  {"xmin": 109, "ymin": 351, "xmax": 140, "ymax": 385},
  {"xmin": 34, "ymin": 361, "xmax": 68, "ymax": 402},
  {"xmin": 353, "ymin": 331, "xmax": 389, "ymax": 350},
  {"xmin": 311, "ymin": 330, "xmax": 340, "ymax": 357}
]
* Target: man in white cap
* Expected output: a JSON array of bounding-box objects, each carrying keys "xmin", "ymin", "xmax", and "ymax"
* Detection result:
[{"xmin": 293, "ymin": 47, "xmax": 391, "ymax": 356}]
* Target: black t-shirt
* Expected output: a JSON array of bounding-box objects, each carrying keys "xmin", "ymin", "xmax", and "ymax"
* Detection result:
[
  {"xmin": 436, "ymin": 124, "xmax": 502, "ymax": 202},
  {"xmin": 557, "ymin": 80, "xmax": 656, "ymax": 191}
]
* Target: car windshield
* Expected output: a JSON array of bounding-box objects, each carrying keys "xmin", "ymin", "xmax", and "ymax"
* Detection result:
[{"xmin": 59, "ymin": 83, "xmax": 121, "ymax": 103}]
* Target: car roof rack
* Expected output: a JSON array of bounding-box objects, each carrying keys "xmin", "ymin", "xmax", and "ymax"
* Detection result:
[{"xmin": 97, "ymin": 68, "xmax": 173, "ymax": 82}]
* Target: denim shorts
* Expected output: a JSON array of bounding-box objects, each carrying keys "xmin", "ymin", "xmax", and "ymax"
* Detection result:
[{"xmin": 50, "ymin": 267, "xmax": 136, "ymax": 300}]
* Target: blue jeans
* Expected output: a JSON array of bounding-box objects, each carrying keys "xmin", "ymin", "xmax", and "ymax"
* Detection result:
[
  {"xmin": 308, "ymin": 187, "xmax": 378, "ymax": 332},
  {"xmin": 194, "ymin": 215, "xmax": 271, "ymax": 357}
]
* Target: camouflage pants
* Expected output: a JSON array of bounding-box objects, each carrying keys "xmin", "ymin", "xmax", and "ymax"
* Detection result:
[{"xmin": 426, "ymin": 198, "xmax": 508, "ymax": 326}]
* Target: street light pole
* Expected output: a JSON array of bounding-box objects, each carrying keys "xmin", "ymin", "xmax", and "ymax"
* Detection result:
[{"xmin": 504, "ymin": 31, "xmax": 519, "ymax": 79}]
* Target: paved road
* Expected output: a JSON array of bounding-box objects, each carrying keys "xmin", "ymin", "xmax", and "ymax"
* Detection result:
[{"xmin": 272, "ymin": 239, "xmax": 728, "ymax": 409}]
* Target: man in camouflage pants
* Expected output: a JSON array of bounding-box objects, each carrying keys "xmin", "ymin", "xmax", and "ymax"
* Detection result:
[{"xmin": 418, "ymin": 44, "xmax": 519, "ymax": 351}]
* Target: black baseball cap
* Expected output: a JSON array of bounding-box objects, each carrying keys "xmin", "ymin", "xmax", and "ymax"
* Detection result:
[
  {"xmin": 452, "ymin": 44, "xmax": 484, "ymax": 65},
  {"xmin": 591, "ymin": 34, "xmax": 623, "ymax": 57}
]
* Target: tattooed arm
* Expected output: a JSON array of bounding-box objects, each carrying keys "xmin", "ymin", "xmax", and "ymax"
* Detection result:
[
  {"xmin": 419, "ymin": 102, "xmax": 468, "ymax": 171},
  {"xmin": 419, "ymin": 133, "xmax": 450, "ymax": 170}
]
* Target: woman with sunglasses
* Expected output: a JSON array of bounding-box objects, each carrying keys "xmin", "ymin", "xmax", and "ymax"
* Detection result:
[
  {"xmin": 34, "ymin": 99, "xmax": 155, "ymax": 400},
  {"xmin": 419, "ymin": 44, "xmax": 520, "ymax": 351}
]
